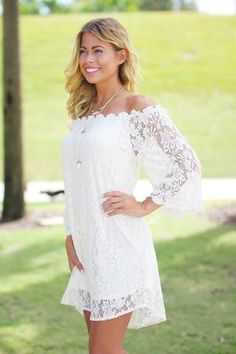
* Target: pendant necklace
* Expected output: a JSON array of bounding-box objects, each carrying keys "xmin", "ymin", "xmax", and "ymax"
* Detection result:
[
  {"xmin": 73, "ymin": 85, "xmax": 125, "ymax": 168},
  {"xmin": 89, "ymin": 85, "xmax": 125, "ymax": 116},
  {"xmin": 80, "ymin": 85, "xmax": 125, "ymax": 134}
]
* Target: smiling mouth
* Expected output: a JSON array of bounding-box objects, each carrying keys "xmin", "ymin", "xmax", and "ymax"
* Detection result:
[{"xmin": 85, "ymin": 68, "xmax": 101, "ymax": 73}]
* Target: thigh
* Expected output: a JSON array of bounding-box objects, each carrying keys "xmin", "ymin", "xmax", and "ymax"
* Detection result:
[
  {"xmin": 89, "ymin": 311, "xmax": 133, "ymax": 354},
  {"xmin": 83, "ymin": 309, "xmax": 91, "ymax": 333}
]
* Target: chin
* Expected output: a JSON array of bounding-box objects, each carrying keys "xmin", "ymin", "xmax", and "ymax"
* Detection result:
[{"xmin": 84, "ymin": 75, "xmax": 102, "ymax": 84}]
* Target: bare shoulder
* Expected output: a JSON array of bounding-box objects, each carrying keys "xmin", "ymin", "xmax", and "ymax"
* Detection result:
[{"xmin": 127, "ymin": 94, "xmax": 157, "ymax": 112}]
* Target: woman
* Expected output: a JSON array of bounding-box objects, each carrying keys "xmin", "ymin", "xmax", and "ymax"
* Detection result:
[{"xmin": 60, "ymin": 17, "xmax": 203, "ymax": 354}]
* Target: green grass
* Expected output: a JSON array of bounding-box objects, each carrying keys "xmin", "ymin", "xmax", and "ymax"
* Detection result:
[
  {"xmin": 0, "ymin": 12, "xmax": 235, "ymax": 180},
  {"xmin": 0, "ymin": 201, "xmax": 235, "ymax": 354}
]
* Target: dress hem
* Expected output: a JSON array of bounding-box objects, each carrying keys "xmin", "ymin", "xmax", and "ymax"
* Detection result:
[{"xmin": 60, "ymin": 299, "xmax": 167, "ymax": 329}]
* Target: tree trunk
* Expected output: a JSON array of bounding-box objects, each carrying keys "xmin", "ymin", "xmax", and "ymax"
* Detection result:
[{"xmin": 2, "ymin": 0, "xmax": 25, "ymax": 221}]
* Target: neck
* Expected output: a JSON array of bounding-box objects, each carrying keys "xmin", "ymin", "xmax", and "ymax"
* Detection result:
[{"xmin": 94, "ymin": 78, "xmax": 124, "ymax": 105}]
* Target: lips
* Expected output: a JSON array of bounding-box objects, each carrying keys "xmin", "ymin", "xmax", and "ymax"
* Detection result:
[{"xmin": 85, "ymin": 67, "xmax": 101, "ymax": 73}]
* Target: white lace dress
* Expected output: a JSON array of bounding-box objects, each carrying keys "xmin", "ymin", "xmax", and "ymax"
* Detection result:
[{"xmin": 60, "ymin": 104, "xmax": 203, "ymax": 329}]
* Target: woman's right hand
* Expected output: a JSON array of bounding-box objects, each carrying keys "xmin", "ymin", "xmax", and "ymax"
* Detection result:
[{"xmin": 65, "ymin": 235, "xmax": 85, "ymax": 273}]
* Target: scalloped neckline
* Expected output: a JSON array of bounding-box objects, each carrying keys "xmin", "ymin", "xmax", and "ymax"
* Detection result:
[{"xmin": 74, "ymin": 103, "xmax": 161, "ymax": 122}]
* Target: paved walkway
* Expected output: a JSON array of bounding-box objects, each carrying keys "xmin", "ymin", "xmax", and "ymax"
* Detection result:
[{"xmin": 1, "ymin": 179, "xmax": 236, "ymax": 203}]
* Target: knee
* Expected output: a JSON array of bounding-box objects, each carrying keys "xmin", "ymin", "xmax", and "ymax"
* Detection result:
[
  {"xmin": 89, "ymin": 338, "xmax": 112, "ymax": 354},
  {"xmin": 89, "ymin": 343, "xmax": 105, "ymax": 354}
]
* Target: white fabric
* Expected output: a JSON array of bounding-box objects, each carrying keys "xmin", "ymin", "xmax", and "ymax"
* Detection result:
[{"xmin": 60, "ymin": 104, "xmax": 203, "ymax": 329}]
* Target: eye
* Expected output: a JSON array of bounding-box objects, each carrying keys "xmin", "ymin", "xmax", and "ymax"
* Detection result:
[
  {"xmin": 95, "ymin": 49, "xmax": 103, "ymax": 53},
  {"xmin": 79, "ymin": 49, "xmax": 86, "ymax": 55}
]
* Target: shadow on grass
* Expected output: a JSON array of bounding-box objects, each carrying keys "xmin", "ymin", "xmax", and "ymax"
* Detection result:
[
  {"xmin": 0, "ymin": 237, "xmax": 63, "ymax": 277},
  {"xmin": 0, "ymin": 224, "xmax": 235, "ymax": 354}
]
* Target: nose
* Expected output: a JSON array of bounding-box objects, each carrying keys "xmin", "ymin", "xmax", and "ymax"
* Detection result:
[{"xmin": 83, "ymin": 52, "xmax": 95, "ymax": 63}]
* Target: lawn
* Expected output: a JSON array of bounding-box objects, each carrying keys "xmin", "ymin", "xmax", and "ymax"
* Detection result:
[
  {"xmin": 0, "ymin": 11, "xmax": 235, "ymax": 354},
  {"xmin": 0, "ymin": 201, "xmax": 235, "ymax": 354},
  {"xmin": 0, "ymin": 12, "xmax": 235, "ymax": 180}
]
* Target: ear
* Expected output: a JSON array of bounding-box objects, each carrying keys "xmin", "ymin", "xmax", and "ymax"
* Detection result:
[{"xmin": 117, "ymin": 49, "xmax": 128, "ymax": 65}]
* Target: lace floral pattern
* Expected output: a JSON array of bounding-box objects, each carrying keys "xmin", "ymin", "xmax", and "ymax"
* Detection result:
[
  {"xmin": 129, "ymin": 104, "xmax": 203, "ymax": 214},
  {"xmin": 61, "ymin": 266, "xmax": 166, "ymax": 329},
  {"xmin": 60, "ymin": 104, "xmax": 203, "ymax": 329}
]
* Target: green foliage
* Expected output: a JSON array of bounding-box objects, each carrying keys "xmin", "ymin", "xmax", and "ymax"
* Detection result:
[
  {"xmin": 139, "ymin": 0, "xmax": 173, "ymax": 11},
  {"xmin": 79, "ymin": 0, "xmax": 138, "ymax": 13},
  {"xmin": 17, "ymin": 0, "xmax": 198, "ymax": 14},
  {"xmin": 138, "ymin": 0, "xmax": 198, "ymax": 12},
  {"xmin": 43, "ymin": 0, "xmax": 58, "ymax": 11},
  {"xmin": 19, "ymin": 0, "xmax": 72, "ymax": 14},
  {"xmin": 180, "ymin": 0, "xmax": 197, "ymax": 11},
  {"xmin": 19, "ymin": 0, "xmax": 40, "ymax": 14}
]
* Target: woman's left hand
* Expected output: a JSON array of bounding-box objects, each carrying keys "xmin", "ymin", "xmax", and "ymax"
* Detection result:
[{"xmin": 101, "ymin": 191, "xmax": 158, "ymax": 218}]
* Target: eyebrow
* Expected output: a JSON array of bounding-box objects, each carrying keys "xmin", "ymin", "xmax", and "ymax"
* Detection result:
[{"xmin": 80, "ymin": 45, "xmax": 104, "ymax": 49}]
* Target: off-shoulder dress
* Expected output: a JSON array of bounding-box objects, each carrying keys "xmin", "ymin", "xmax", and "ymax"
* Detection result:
[{"xmin": 60, "ymin": 104, "xmax": 203, "ymax": 329}]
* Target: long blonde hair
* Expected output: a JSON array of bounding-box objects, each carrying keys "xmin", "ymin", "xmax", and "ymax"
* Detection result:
[{"xmin": 64, "ymin": 17, "xmax": 140, "ymax": 119}]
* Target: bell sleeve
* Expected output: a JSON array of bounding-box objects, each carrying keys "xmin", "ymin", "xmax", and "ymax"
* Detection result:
[{"xmin": 129, "ymin": 104, "xmax": 203, "ymax": 217}]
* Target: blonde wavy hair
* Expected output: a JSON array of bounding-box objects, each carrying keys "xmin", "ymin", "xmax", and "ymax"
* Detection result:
[{"xmin": 64, "ymin": 17, "xmax": 140, "ymax": 119}]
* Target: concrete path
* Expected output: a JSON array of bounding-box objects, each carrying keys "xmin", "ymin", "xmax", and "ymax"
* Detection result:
[{"xmin": 1, "ymin": 179, "xmax": 236, "ymax": 203}]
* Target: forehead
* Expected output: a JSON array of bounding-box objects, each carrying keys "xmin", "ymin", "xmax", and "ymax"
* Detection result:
[{"xmin": 80, "ymin": 32, "xmax": 110, "ymax": 48}]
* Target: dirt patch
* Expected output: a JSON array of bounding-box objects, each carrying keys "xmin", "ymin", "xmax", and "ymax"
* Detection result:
[
  {"xmin": 1, "ymin": 203, "xmax": 236, "ymax": 230},
  {"xmin": 0, "ymin": 209, "xmax": 64, "ymax": 230},
  {"xmin": 206, "ymin": 203, "xmax": 236, "ymax": 226}
]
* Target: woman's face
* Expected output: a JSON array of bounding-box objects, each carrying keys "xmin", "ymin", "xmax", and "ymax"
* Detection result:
[{"xmin": 79, "ymin": 31, "xmax": 126, "ymax": 84}]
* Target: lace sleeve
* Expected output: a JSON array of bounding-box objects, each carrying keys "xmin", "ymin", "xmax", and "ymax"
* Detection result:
[{"xmin": 129, "ymin": 104, "xmax": 203, "ymax": 217}]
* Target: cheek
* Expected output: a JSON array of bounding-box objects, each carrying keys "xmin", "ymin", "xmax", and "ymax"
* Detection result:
[
  {"xmin": 78, "ymin": 58, "xmax": 85, "ymax": 68},
  {"xmin": 101, "ymin": 56, "xmax": 119, "ymax": 71},
  {"xmin": 99, "ymin": 51, "xmax": 116, "ymax": 63}
]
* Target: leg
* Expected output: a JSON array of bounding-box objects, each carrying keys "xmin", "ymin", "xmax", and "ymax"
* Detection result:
[
  {"xmin": 83, "ymin": 310, "xmax": 129, "ymax": 353},
  {"xmin": 89, "ymin": 311, "xmax": 133, "ymax": 354},
  {"xmin": 83, "ymin": 309, "xmax": 91, "ymax": 334}
]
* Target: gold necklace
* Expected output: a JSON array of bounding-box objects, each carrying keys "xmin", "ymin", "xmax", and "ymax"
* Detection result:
[
  {"xmin": 73, "ymin": 86, "xmax": 125, "ymax": 168},
  {"xmin": 78, "ymin": 86, "xmax": 125, "ymax": 136},
  {"xmin": 89, "ymin": 86, "xmax": 125, "ymax": 116}
]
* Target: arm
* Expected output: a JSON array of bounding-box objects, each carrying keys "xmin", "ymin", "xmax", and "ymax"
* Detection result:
[
  {"xmin": 129, "ymin": 98, "xmax": 203, "ymax": 217},
  {"xmin": 141, "ymin": 196, "xmax": 161, "ymax": 214}
]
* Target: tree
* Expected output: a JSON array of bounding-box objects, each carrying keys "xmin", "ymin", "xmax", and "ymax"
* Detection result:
[
  {"xmin": 18, "ymin": 0, "xmax": 73, "ymax": 14},
  {"xmin": 2, "ymin": 0, "xmax": 25, "ymax": 221},
  {"xmin": 139, "ymin": 0, "xmax": 173, "ymax": 11},
  {"xmin": 180, "ymin": 0, "xmax": 197, "ymax": 11}
]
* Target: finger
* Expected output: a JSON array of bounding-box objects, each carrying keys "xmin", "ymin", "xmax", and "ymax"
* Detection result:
[
  {"xmin": 102, "ymin": 195, "xmax": 133, "ymax": 209},
  {"xmin": 74, "ymin": 259, "xmax": 85, "ymax": 272},
  {"xmin": 107, "ymin": 209, "xmax": 124, "ymax": 216},
  {"xmin": 103, "ymin": 201, "xmax": 123, "ymax": 211},
  {"xmin": 70, "ymin": 260, "xmax": 84, "ymax": 272},
  {"xmin": 102, "ymin": 196, "xmax": 123, "ymax": 209},
  {"xmin": 103, "ymin": 191, "xmax": 123, "ymax": 198},
  {"xmin": 69, "ymin": 255, "xmax": 84, "ymax": 271},
  {"xmin": 104, "ymin": 203, "xmax": 124, "ymax": 213}
]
